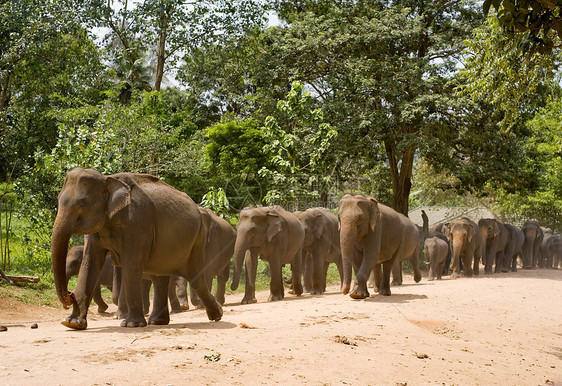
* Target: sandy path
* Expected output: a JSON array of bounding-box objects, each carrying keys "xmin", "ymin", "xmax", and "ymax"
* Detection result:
[{"xmin": 1, "ymin": 269, "xmax": 561, "ymax": 385}]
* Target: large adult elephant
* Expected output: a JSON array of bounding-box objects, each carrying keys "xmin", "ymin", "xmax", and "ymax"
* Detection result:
[
  {"xmin": 294, "ymin": 207, "xmax": 342, "ymax": 294},
  {"xmin": 338, "ymin": 194, "xmax": 420, "ymax": 299},
  {"xmin": 51, "ymin": 168, "xmax": 222, "ymax": 330},
  {"xmin": 230, "ymin": 206, "xmax": 304, "ymax": 304},
  {"xmin": 521, "ymin": 220, "xmax": 544, "ymax": 269},
  {"xmin": 478, "ymin": 218, "xmax": 508, "ymax": 274},
  {"xmin": 503, "ymin": 224, "xmax": 525, "ymax": 272},
  {"xmin": 448, "ymin": 218, "xmax": 481, "ymax": 278}
]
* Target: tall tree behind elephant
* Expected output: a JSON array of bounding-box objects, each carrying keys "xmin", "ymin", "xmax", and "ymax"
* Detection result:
[
  {"xmin": 478, "ymin": 218, "xmax": 509, "ymax": 275},
  {"xmin": 503, "ymin": 224, "xmax": 525, "ymax": 272},
  {"xmin": 230, "ymin": 206, "xmax": 304, "ymax": 304},
  {"xmin": 448, "ymin": 218, "xmax": 482, "ymax": 278},
  {"xmin": 51, "ymin": 168, "xmax": 222, "ymax": 330},
  {"xmin": 294, "ymin": 208, "xmax": 342, "ymax": 294},
  {"xmin": 338, "ymin": 194, "xmax": 420, "ymax": 299},
  {"xmin": 521, "ymin": 220, "xmax": 544, "ymax": 269},
  {"xmin": 424, "ymin": 236, "xmax": 450, "ymax": 281},
  {"xmin": 186, "ymin": 207, "xmax": 236, "ymax": 307}
]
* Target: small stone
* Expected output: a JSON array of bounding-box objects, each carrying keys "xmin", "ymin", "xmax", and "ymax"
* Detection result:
[{"xmin": 31, "ymin": 323, "xmax": 38, "ymax": 329}]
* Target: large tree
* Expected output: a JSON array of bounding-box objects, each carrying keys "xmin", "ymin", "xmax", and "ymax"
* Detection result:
[
  {"xmin": 257, "ymin": 1, "xmax": 483, "ymax": 214},
  {"xmin": 76, "ymin": 0, "xmax": 266, "ymax": 93}
]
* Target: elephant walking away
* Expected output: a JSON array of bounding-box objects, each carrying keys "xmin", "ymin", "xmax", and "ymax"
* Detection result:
[
  {"xmin": 448, "ymin": 218, "xmax": 481, "ymax": 278},
  {"xmin": 51, "ymin": 168, "xmax": 222, "ymax": 330},
  {"xmin": 338, "ymin": 194, "xmax": 420, "ymax": 299},
  {"xmin": 230, "ymin": 206, "xmax": 304, "ymax": 304},
  {"xmin": 294, "ymin": 208, "xmax": 342, "ymax": 294},
  {"xmin": 478, "ymin": 218, "xmax": 508, "ymax": 275},
  {"xmin": 521, "ymin": 220, "xmax": 544, "ymax": 269}
]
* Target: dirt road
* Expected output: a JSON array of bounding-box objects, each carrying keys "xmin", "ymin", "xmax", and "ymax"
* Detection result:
[{"xmin": 1, "ymin": 269, "xmax": 561, "ymax": 385}]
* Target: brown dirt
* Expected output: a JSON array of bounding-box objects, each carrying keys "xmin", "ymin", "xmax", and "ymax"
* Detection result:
[{"xmin": 1, "ymin": 269, "xmax": 561, "ymax": 385}]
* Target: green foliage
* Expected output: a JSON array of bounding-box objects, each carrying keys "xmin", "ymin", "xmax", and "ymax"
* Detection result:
[
  {"xmin": 259, "ymin": 81, "xmax": 337, "ymax": 207},
  {"xmin": 460, "ymin": 14, "xmax": 560, "ymax": 129},
  {"xmin": 494, "ymin": 98, "xmax": 562, "ymax": 230},
  {"xmin": 483, "ymin": 0, "xmax": 562, "ymax": 53},
  {"xmin": 201, "ymin": 187, "xmax": 230, "ymax": 219}
]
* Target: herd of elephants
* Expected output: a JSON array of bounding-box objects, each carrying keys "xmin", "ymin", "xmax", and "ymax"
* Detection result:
[{"xmin": 52, "ymin": 168, "xmax": 561, "ymax": 330}]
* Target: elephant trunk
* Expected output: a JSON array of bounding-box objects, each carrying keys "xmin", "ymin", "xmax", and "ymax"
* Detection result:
[
  {"xmin": 230, "ymin": 238, "xmax": 248, "ymax": 291},
  {"xmin": 339, "ymin": 224, "xmax": 356, "ymax": 295},
  {"xmin": 51, "ymin": 212, "xmax": 77, "ymax": 307}
]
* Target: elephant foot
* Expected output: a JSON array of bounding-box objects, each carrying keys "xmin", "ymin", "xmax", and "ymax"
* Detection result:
[
  {"xmin": 206, "ymin": 304, "xmax": 223, "ymax": 322},
  {"xmin": 180, "ymin": 304, "xmax": 190, "ymax": 311},
  {"xmin": 309, "ymin": 289, "xmax": 324, "ymax": 295},
  {"xmin": 378, "ymin": 288, "xmax": 391, "ymax": 296},
  {"xmin": 170, "ymin": 306, "xmax": 183, "ymax": 314},
  {"xmin": 501, "ymin": 269, "xmax": 509, "ymax": 273},
  {"xmin": 511, "ymin": 267, "xmax": 518, "ymax": 272},
  {"xmin": 450, "ymin": 272, "xmax": 460, "ymax": 279},
  {"xmin": 268, "ymin": 293, "xmax": 284, "ymax": 302},
  {"xmin": 414, "ymin": 272, "xmax": 422, "ymax": 283},
  {"xmin": 148, "ymin": 315, "xmax": 170, "ymax": 325},
  {"xmin": 114, "ymin": 309, "xmax": 127, "ymax": 320},
  {"xmin": 391, "ymin": 280, "xmax": 402, "ymax": 286},
  {"xmin": 61, "ymin": 316, "xmax": 87, "ymax": 330},
  {"xmin": 241, "ymin": 296, "xmax": 257, "ymax": 305},
  {"xmin": 350, "ymin": 286, "xmax": 370, "ymax": 299},
  {"xmin": 427, "ymin": 277, "xmax": 434, "ymax": 281},
  {"xmin": 367, "ymin": 280, "xmax": 376, "ymax": 288},
  {"xmin": 96, "ymin": 304, "xmax": 109, "ymax": 314},
  {"xmin": 120, "ymin": 317, "xmax": 147, "ymax": 328},
  {"xmin": 484, "ymin": 271, "xmax": 493, "ymax": 276}
]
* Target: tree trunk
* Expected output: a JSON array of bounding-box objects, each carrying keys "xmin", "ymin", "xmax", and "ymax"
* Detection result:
[
  {"xmin": 154, "ymin": 13, "xmax": 168, "ymax": 91},
  {"xmin": 385, "ymin": 139, "xmax": 415, "ymax": 216}
]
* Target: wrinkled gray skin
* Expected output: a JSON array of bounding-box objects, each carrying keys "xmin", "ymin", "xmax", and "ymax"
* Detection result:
[
  {"xmin": 294, "ymin": 208, "xmax": 342, "ymax": 294},
  {"xmin": 540, "ymin": 232, "xmax": 562, "ymax": 269},
  {"xmin": 51, "ymin": 168, "xmax": 222, "ymax": 330},
  {"xmin": 448, "ymin": 218, "xmax": 481, "ymax": 278},
  {"xmin": 521, "ymin": 220, "xmax": 544, "ymax": 269},
  {"xmin": 338, "ymin": 194, "xmax": 420, "ymax": 299},
  {"xmin": 478, "ymin": 218, "xmax": 509, "ymax": 275},
  {"xmin": 424, "ymin": 236, "xmax": 449, "ymax": 281},
  {"xmin": 182, "ymin": 207, "xmax": 236, "ymax": 308},
  {"xmin": 503, "ymin": 224, "xmax": 525, "ymax": 272},
  {"xmin": 231, "ymin": 206, "xmax": 304, "ymax": 304}
]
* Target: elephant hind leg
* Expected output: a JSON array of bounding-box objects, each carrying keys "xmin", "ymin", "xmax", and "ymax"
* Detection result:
[{"xmin": 148, "ymin": 275, "xmax": 170, "ymax": 325}]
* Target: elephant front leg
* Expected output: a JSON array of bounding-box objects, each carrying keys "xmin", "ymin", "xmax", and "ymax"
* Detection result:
[
  {"xmin": 242, "ymin": 250, "xmax": 258, "ymax": 304},
  {"xmin": 350, "ymin": 249, "xmax": 370, "ymax": 299},
  {"xmin": 268, "ymin": 259, "xmax": 285, "ymax": 301},
  {"xmin": 148, "ymin": 276, "xmax": 170, "ymax": 325},
  {"xmin": 310, "ymin": 251, "xmax": 325, "ymax": 294},
  {"xmin": 62, "ymin": 243, "xmax": 106, "ymax": 330},
  {"xmin": 378, "ymin": 258, "xmax": 394, "ymax": 296},
  {"xmin": 119, "ymin": 264, "xmax": 147, "ymax": 327}
]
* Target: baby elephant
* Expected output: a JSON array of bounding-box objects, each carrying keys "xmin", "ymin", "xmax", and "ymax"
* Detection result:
[
  {"xmin": 424, "ymin": 236, "xmax": 450, "ymax": 281},
  {"xmin": 65, "ymin": 245, "xmax": 115, "ymax": 313}
]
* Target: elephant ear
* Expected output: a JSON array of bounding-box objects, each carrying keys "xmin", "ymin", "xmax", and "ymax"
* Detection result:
[
  {"xmin": 266, "ymin": 212, "xmax": 282, "ymax": 242},
  {"xmin": 493, "ymin": 222, "xmax": 501, "ymax": 238},
  {"xmin": 466, "ymin": 223, "xmax": 476, "ymax": 243},
  {"xmin": 313, "ymin": 213, "xmax": 325, "ymax": 239},
  {"xmin": 106, "ymin": 177, "xmax": 131, "ymax": 220},
  {"xmin": 199, "ymin": 208, "xmax": 213, "ymax": 244},
  {"xmin": 368, "ymin": 198, "xmax": 381, "ymax": 231}
]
